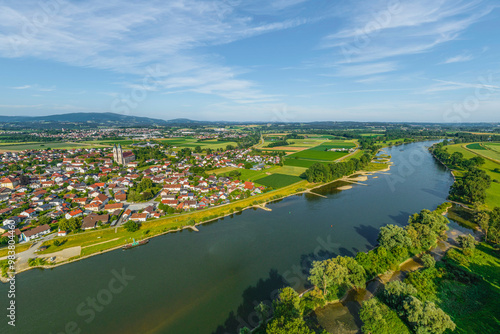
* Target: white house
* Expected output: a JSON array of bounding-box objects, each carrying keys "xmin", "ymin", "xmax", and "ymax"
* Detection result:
[{"xmin": 21, "ymin": 224, "xmax": 51, "ymax": 242}]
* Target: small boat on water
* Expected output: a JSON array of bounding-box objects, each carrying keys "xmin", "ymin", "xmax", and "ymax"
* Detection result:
[{"xmin": 122, "ymin": 238, "xmax": 149, "ymax": 250}]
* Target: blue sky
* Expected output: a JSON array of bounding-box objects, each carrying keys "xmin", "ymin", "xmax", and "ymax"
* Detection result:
[{"xmin": 0, "ymin": 0, "xmax": 499, "ymax": 122}]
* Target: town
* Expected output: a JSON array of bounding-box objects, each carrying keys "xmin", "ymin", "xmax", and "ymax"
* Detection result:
[{"xmin": 0, "ymin": 138, "xmax": 282, "ymax": 247}]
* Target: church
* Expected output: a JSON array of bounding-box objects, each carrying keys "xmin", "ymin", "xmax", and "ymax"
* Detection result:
[{"xmin": 112, "ymin": 144, "xmax": 135, "ymax": 165}]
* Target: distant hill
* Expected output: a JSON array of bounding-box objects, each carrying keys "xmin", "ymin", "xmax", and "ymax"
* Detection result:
[{"xmin": 0, "ymin": 112, "xmax": 173, "ymax": 126}]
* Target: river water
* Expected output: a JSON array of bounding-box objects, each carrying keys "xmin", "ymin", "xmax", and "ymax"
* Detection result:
[{"xmin": 0, "ymin": 141, "xmax": 454, "ymax": 334}]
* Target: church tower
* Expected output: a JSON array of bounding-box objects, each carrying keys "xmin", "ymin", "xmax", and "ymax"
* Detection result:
[
  {"xmin": 112, "ymin": 144, "xmax": 118, "ymax": 163},
  {"xmin": 117, "ymin": 144, "xmax": 123, "ymax": 165}
]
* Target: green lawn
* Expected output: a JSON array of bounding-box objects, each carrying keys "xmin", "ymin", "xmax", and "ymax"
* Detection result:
[{"xmin": 254, "ymin": 173, "xmax": 303, "ymax": 188}]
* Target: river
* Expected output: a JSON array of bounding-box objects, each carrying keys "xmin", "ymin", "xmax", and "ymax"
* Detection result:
[{"xmin": 0, "ymin": 141, "xmax": 455, "ymax": 334}]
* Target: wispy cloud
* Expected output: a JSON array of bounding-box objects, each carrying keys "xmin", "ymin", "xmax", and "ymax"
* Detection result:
[
  {"xmin": 441, "ymin": 53, "xmax": 473, "ymax": 64},
  {"xmin": 319, "ymin": 0, "xmax": 498, "ymax": 76},
  {"xmin": 9, "ymin": 84, "xmax": 55, "ymax": 91},
  {"xmin": 0, "ymin": 0, "xmax": 310, "ymax": 104},
  {"xmin": 420, "ymin": 79, "xmax": 500, "ymax": 94},
  {"xmin": 334, "ymin": 62, "xmax": 397, "ymax": 77}
]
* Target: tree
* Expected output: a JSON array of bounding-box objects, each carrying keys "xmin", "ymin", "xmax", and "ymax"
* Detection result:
[
  {"xmin": 475, "ymin": 210, "xmax": 490, "ymax": 241},
  {"xmin": 239, "ymin": 328, "xmax": 250, "ymax": 334},
  {"xmin": 309, "ymin": 259, "xmax": 346, "ymax": 297},
  {"xmin": 124, "ymin": 221, "xmax": 139, "ymax": 233},
  {"xmin": 333, "ymin": 256, "xmax": 366, "ymax": 289},
  {"xmin": 457, "ymin": 234, "xmax": 476, "ymax": 256},
  {"xmin": 383, "ymin": 281, "xmax": 417, "ymax": 312},
  {"xmin": 272, "ymin": 287, "xmax": 301, "ymax": 320},
  {"xmin": 255, "ymin": 302, "xmax": 270, "ymax": 325},
  {"xmin": 406, "ymin": 210, "xmax": 449, "ymax": 253},
  {"xmin": 305, "ymin": 163, "xmax": 328, "ymax": 183},
  {"xmin": 449, "ymin": 168, "xmax": 491, "ymax": 204},
  {"xmin": 266, "ymin": 316, "xmax": 313, "ymax": 334},
  {"xmin": 403, "ymin": 296, "xmax": 455, "ymax": 334},
  {"xmin": 489, "ymin": 207, "xmax": 500, "ymax": 243},
  {"xmin": 421, "ymin": 253, "xmax": 436, "ymax": 268},
  {"xmin": 360, "ymin": 298, "xmax": 388, "ymax": 334},
  {"xmin": 59, "ymin": 217, "xmax": 81, "ymax": 231},
  {"xmin": 194, "ymin": 145, "xmax": 202, "ymax": 153},
  {"xmin": 377, "ymin": 224, "xmax": 412, "ymax": 250}
]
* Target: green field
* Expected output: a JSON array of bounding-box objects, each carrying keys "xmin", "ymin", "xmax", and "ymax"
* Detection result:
[
  {"xmin": 284, "ymin": 158, "xmax": 327, "ymax": 168},
  {"xmin": 446, "ymin": 143, "xmax": 500, "ymax": 208},
  {"xmin": 159, "ymin": 138, "xmax": 239, "ymax": 150},
  {"xmin": 269, "ymin": 165, "xmax": 307, "ymax": 176},
  {"xmin": 254, "ymin": 173, "xmax": 303, "ymax": 188},
  {"xmin": 287, "ymin": 149, "xmax": 348, "ymax": 161},
  {"xmin": 466, "ymin": 143, "xmax": 486, "ymax": 150},
  {"xmin": 0, "ymin": 142, "xmax": 89, "ymax": 151}
]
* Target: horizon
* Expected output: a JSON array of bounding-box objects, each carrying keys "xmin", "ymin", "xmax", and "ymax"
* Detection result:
[
  {"xmin": 1, "ymin": 111, "xmax": 500, "ymax": 124},
  {"xmin": 1, "ymin": 1, "xmax": 500, "ymax": 122}
]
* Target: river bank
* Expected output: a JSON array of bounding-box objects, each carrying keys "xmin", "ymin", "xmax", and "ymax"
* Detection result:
[
  {"xmin": 1, "ymin": 155, "xmax": 392, "ymax": 283},
  {"xmin": 0, "ymin": 140, "xmax": 455, "ymax": 334}
]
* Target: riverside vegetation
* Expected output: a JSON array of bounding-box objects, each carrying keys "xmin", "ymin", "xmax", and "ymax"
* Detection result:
[{"xmin": 237, "ymin": 138, "xmax": 500, "ymax": 334}]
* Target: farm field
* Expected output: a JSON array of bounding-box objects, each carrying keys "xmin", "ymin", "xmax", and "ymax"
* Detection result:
[
  {"xmin": 287, "ymin": 149, "xmax": 348, "ymax": 161},
  {"xmin": 445, "ymin": 143, "xmax": 500, "ymax": 208},
  {"xmin": 284, "ymin": 158, "xmax": 328, "ymax": 168},
  {"xmin": 283, "ymin": 140, "xmax": 357, "ymax": 167},
  {"xmin": 0, "ymin": 141, "xmax": 90, "ymax": 151},
  {"xmin": 466, "ymin": 143, "xmax": 486, "ymax": 150},
  {"xmin": 465, "ymin": 142, "xmax": 500, "ymax": 161},
  {"xmin": 254, "ymin": 173, "xmax": 303, "ymax": 188},
  {"xmin": 269, "ymin": 165, "xmax": 307, "ymax": 176},
  {"xmin": 159, "ymin": 138, "xmax": 239, "ymax": 150}
]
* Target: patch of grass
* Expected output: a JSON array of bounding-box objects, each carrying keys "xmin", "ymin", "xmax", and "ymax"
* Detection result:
[
  {"xmin": 363, "ymin": 162, "xmax": 389, "ymax": 171},
  {"xmin": 254, "ymin": 173, "xmax": 303, "ymax": 188},
  {"xmin": 0, "ymin": 243, "xmax": 31, "ymax": 257}
]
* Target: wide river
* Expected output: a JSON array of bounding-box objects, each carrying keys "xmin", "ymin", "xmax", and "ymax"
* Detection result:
[{"xmin": 0, "ymin": 141, "xmax": 454, "ymax": 334}]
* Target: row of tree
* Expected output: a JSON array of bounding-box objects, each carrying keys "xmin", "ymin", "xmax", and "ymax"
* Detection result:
[
  {"xmin": 241, "ymin": 209, "xmax": 451, "ymax": 333},
  {"xmin": 305, "ymin": 154, "xmax": 372, "ymax": 183},
  {"xmin": 431, "ymin": 141, "xmax": 491, "ymax": 204}
]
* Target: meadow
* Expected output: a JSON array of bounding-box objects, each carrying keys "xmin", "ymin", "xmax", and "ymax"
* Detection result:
[{"xmin": 254, "ymin": 173, "xmax": 304, "ymax": 188}]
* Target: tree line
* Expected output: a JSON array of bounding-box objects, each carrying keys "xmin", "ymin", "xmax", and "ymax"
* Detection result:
[
  {"xmin": 241, "ymin": 209, "xmax": 454, "ymax": 334},
  {"xmin": 304, "ymin": 153, "xmax": 372, "ymax": 183}
]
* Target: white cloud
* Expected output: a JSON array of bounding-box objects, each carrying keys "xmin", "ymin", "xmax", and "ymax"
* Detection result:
[
  {"xmin": 320, "ymin": 0, "xmax": 498, "ymax": 78},
  {"xmin": 0, "ymin": 0, "xmax": 309, "ymax": 104},
  {"xmin": 442, "ymin": 54, "xmax": 473, "ymax": 64}
]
